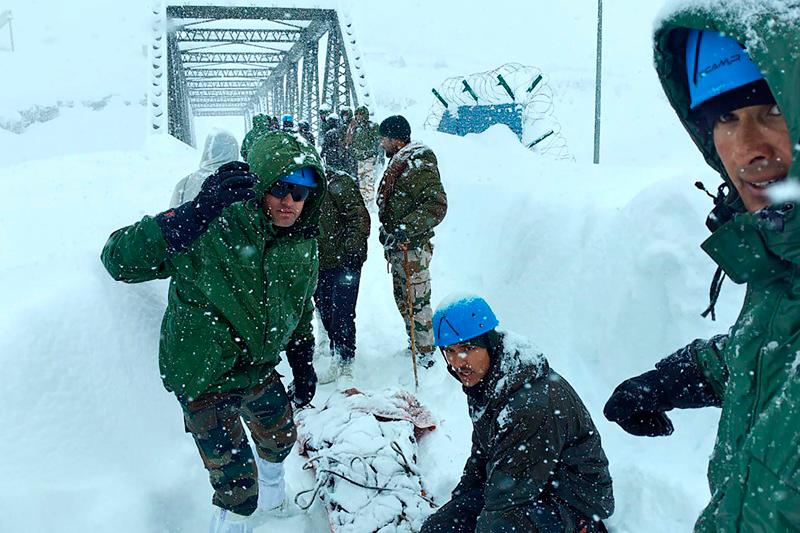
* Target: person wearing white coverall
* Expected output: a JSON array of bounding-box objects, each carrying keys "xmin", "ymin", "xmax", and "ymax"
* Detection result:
[{"xmin": 170, "ymin": 129, "xmax": 240, "ymax": 208}]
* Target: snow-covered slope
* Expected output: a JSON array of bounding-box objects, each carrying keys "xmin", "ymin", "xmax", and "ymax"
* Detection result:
[{"xmin": 0, "ymin": 1, "xmax": 741, "ymax": 532}]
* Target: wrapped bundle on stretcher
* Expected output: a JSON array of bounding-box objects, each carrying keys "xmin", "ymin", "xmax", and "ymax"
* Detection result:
[{"xmin": 295, "ymin": 388, "xmax": 437, "ymax": 532}]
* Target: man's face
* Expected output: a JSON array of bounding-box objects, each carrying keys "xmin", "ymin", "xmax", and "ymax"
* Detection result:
[
  {"xmin": 713, "ymin": 103, "xmax": 792, "ymax": 212},
  {"xmin": 262, "ymin": 188, "xmax": 306, "ymax": 227},
  {"xmin": 443, "ymin": 343, "xmax": 491, "ymax": 387},
  {"xmin": 380, "ymin": 136, "xmax": 404, "ymax": 157},
  {"xmin": 355, "ymin": 112, "xmax": 366, "ymax": 123}
]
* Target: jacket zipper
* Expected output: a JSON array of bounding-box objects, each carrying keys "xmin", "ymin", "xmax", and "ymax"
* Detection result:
[
  {"xmin": 737, "ymin": 269, "xmax": 794, "ymax": 528},
  {"xmin": 259, "ymin": 224, "xmax": 271, "ymax": 362}
]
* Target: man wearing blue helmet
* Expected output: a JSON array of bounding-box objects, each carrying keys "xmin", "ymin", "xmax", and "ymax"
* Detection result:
[
  {"xmin": 604, "ymin": 4, "xmax": 800, "ymax": 530},
  {"xmin": 421, "ymin": 295, "xmax": 613, "ymax": 533},
  {"xmin": 102, "ymin": 132, "xmax": 325, "ymax": 533},
  {"xmin": 281, "ymin": 113, "xmax": 294, "ymax": 132}
]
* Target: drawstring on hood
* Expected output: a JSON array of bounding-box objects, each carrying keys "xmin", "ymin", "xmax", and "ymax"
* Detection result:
[{"xmin": 694, "ymin": 180, "xmax": 733, "ymax": 320}]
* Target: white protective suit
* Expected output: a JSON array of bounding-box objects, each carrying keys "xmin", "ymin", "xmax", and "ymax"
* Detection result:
[{"xmin": 169, "ymin": 129, "xmax": 240, "ymax": 207}]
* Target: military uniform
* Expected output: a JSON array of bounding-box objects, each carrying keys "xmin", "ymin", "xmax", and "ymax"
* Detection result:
[
  {"xmin": 316, "ymin": 169, "xmax": 371, "ymax": 363},
  {"xmin": 101, "ymin": 133, "xmax": 325, "ymax": 516},
  {"xmin": 377, "ymin": 142, "xmax": 447, "ymax": 356},
  {"xmin": 346, "ymin": 107, "xmax": 383, "ymax": 206}
]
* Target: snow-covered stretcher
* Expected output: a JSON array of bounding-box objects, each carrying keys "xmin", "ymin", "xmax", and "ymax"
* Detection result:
[{"xmin": 295, "ymin": 388, "xmax": 437, "ymax": 532}]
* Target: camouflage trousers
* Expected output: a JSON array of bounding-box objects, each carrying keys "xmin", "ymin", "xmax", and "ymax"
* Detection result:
[
  {"xmin": 180, "ymin": 371, "xmax": 296, "ymax": 516},
  {"xmin": 387, "ymin": 244, "xmax": 435, "ymax": 353},
  {"xmin": 357, "ymin": 155, "xmax": 381, "ymax": 206}
]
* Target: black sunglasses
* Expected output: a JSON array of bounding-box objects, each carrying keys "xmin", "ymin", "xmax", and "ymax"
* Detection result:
[{"xmin": 268, "ymin": 181, "xmax": 311, "ymax": 202}]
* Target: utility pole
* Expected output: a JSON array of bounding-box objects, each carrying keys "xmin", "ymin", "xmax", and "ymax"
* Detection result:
[
  {"xmin": 593, "ymin": 0, "xmax": 603, "ymax": 164},
  {"xmin": 0, "ymin": 10, "xmax": 14, "ymax": 52}
]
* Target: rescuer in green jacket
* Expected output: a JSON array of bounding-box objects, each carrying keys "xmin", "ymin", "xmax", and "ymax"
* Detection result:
[
  {"xmin": 605, "ymin": 5, "xmax": 800, "ymax": 531},
  {"xmin": 102, "ymin": 132, "xmax": 326, "ymax": 532}
]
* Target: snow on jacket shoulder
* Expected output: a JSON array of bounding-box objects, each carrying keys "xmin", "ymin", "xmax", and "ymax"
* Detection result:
[{"xmin": 453, "ymin": 333, "xmax": 614, "ymax": 531}]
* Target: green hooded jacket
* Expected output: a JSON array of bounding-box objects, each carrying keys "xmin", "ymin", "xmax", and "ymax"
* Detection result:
[
  {"xmin": 240, "ymin": 114, "xmax": 271, "ymax": 161},
  {"xmin": 318, "ymin": 169, "xmax": 370, "ymax": 270},
  {"xmin": 654, "ymin": 3, "xmax": 800, "ymax": 530},
  {"xmin": 377, "ymin": 142, "xmax": 448, "ymax": 249},
  {"xmin": 101, "ymin": 133, "xmax": 326, "ymax": 401}
]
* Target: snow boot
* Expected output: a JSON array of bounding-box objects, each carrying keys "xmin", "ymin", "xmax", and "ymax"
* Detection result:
[
  {"xmin": 318, "ymin": 357, "xmax": 354, "ymax": 385},
  {"xmin": 250, "ymin": 456, "xmax": 296, "ymax": 521},
  {"xmin": 257, "ymin": 457, "xmax": 286, "ymax": 510},
  {"xmin": 317, "ymin": 359, "xmax": 340, "ymax": 385},
  {"xmin": 209, "ymin": 506, "xmax": 253, "ymax": 533},
  {"xmin": 337, "ymin": 359, "xmax": 355, "ymax": 387}
]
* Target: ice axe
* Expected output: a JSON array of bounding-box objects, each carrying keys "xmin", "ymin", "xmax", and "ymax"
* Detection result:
[{"xmin": 403, "ymin": 249, "xmax": 420, "ymax": 390}]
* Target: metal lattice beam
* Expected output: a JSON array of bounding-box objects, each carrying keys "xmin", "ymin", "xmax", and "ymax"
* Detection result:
[
  {"xmin": 189, "ymin": 90, "xmax": 258, "ymax": 98},
  {"xmin": 300, "ymin": 40, "xmax": 320, "ymax": 131},
  {"xmin": 185, "ymin": 68, "xmax": 272, "ymax": 79},
  {"xmin": 167, "ymin": 30, "xmax": 194, "ymax": 146},
  {"xmin": 167, "ymin": 6, "xmax": 331, "ymax": 20},
  {"xmin": 191, "ymin": 97, "xmax": 253, "ymax": 103},
  {"xmin": 321, "ymin": 20, "xmax": 356, "ymax": 112},
  {"xmin": 187, "ymin": 80, "xmax": 262, "ymax": 89},
  {"xmin": 181, "ymin": 52, "xmax": 284, "ymax": 65},
  {"xmin": 175, "ymin": 28, "xmax": 301, "ymax": 43},
  {"xmin": 193, "ymin": 110, "xmax": 246, "ymax": 116}
]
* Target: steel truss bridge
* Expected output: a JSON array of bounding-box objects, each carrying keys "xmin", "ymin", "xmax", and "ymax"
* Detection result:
[{"xmin": 154, "ymin": 5, "xmax": 367, "ymax": 146}]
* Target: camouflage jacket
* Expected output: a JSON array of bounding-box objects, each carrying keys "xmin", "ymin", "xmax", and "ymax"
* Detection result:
[
  {"xmin": 376, "ymin": 142, "xmax": 447, "ymax": 249},
  {"xmin": 346, "ymin": 120, "xmax": 381, "ymax": 161}
]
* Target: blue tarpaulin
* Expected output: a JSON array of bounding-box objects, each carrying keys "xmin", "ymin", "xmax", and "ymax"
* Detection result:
[{"xmin": 437, "ymin": 103, "xmax": 523, "ymax": 139}]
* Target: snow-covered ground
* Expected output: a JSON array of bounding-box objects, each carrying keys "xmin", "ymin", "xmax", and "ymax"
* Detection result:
[{"xmin": 0, "ymin": 1, "xmax": 743, "ymax": 532}]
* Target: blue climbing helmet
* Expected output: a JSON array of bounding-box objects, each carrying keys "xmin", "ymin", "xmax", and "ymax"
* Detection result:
[
  {"xmin": 433, "ymin": 295, "xmax": 500, "ymax": 347},
  {"xmin": 685, "ymin": 29, "xmax": 765, "ymax": 110},
  {"xmin": 281, "ymin": 166, "xmax": 318, "ymax": 188}
]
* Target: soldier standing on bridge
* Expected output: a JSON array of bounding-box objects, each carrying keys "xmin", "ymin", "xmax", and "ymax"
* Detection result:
[
  {"xmin": 240, "ymin": 114, "xmax": 270, "ymax": 161},
  {"xmin": 345, "ymin": 105, "xmax": 383, "ymax": 206},
  {"xmin": 319, "ymin": 102, "xmax": 334, "ymax": 135}
]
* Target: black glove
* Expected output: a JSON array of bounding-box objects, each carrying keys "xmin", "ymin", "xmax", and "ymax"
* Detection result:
[
  {"xmin": 604, "ymin": 371, "xmax": 675, "ymax": 437},
  {"xmin": 286, "ymin": 338, "xmax": 317, "ymax": 408},
  {"xmin": 383, "ymin": 229, "xmax": 409, "ymax": 252},
  {"xmin": 614, "ymin": 410, "xmax": 675, "ymax": 437},
  {"xmin": 604, "ymin": 340, "xmax": 721, "ymax": 437},
  {"xmin": 156, "ymin": 161, "xmax": 257, "ymax": 252}
]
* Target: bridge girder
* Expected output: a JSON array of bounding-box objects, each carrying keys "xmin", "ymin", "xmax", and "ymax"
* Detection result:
[
  {"xmin": 175, "ymin": 28, "xmax": 301, "ymax": 44},
  {"xmin": 166, "ymin": 5, "xmax": 359, "ymax": 145},
  {"xmin": 189, "ymin": 89, "xmax": 258, "ymax": 98},
  {"xmin": 181, "ymin": 52, "xmax": 284, "ymax": 65}
]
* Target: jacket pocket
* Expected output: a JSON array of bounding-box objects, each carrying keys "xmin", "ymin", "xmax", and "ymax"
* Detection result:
[{"xmin": 740, "ymin": 456, "xmax": 800, "ymax": 531}]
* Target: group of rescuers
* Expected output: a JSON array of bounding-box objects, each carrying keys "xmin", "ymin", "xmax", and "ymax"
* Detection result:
[{"xmin": 101, "ymin": 4, "xmax": 800, "ymax": 532}]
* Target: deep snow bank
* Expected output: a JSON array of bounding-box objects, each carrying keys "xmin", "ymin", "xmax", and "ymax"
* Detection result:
[
  {"xmin": 0, "ymin": 122, "xmax": 740, "ymax": 532},
  {"xmin": 0, "ymin": 0, "xmax": 747, "ymax": 531}
]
